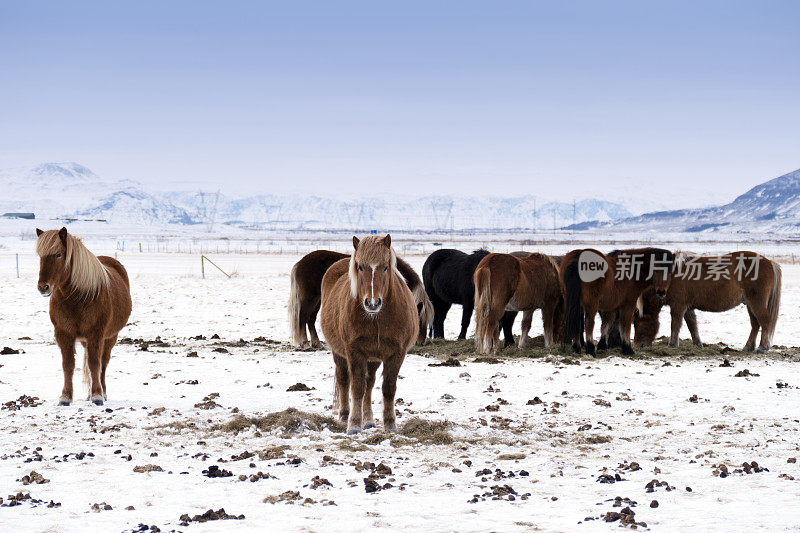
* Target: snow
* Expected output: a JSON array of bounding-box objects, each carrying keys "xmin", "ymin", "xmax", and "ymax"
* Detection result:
[{"xmin": 1, "ymin": 250, "xmax": 799, "ymax": 532}]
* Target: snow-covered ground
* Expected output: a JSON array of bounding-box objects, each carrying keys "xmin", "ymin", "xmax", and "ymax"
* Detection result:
[{"xmin": 0, "ymin": 252, "xmax": 799, "ymax": 532}]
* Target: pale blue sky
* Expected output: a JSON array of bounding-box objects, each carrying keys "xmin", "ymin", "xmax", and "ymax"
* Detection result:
[{"xmin": 1, "ymin": 1, "xmax": 798, "ymax": 201}]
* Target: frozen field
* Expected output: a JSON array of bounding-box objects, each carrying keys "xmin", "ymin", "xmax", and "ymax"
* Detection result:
[{"xmin": 0, "ymin": 251, "xmax": 799, "ymax": 532}]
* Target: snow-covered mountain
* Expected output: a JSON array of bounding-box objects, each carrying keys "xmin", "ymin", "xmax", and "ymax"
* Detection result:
[
  {"xmin": 0, "ymin": 163, "xmax": 192, "ymax": 224},
  {"xmin": 570, "ymin": 168, "xmax": 800, "ymax": 234},
  {"xmin": 162, "ymin": 191, "xmax": 631, "ymax": 231}
]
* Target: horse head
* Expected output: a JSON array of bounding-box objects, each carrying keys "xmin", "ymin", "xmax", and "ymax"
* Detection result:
[
  {"xmin": 648, "ymin": 248, "xmax": 675, "ymax": 299},
  {"xmin": 35, "ymin": 227, "xmax": 69, "ymax": 297},
  {"xmin": 349, "ymin": 234, "xmax": 398, "ymax": 316}
]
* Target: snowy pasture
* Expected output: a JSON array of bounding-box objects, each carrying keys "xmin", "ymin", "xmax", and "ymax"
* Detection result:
[{"xmin": 0, "ymin": 252, "xmax": 798, "ymax": 532}]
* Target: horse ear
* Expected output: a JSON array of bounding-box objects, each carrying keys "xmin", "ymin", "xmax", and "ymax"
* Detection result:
[
  {"xmin": 58, "ymin": 227, "xmax": 68, "ymax": 243},
  {"xmin": 35, "ymin": 228, "xmax": 43, "ymax": 237},
  {"xmin": 352, "ymin": 236, "xmax": 360, "ymax": 250},
  {"xmin": 383, "ymin": 234, "xmax": 391, "ymax": 248}
]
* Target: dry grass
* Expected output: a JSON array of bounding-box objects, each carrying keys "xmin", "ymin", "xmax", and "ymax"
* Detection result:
[
  {"xmin": 399, "ymin": 417, "xmax": 454, "ymax": 445},
  {"xmin": 213, "ymin": 408, "xmax": 345, "ymax": 435}
]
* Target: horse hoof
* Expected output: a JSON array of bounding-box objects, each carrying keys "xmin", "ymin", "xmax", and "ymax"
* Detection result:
[
  {"xmin": 363, "ymin": 421, "xmax": 376, "ymax": 430},
  {"xmin": 346, "ymin": 427, "xmax": 361, "ymax": 435},
  {"xmin": 597, "ymin": 338, "xmax": 608, "ymax": 351},
  {"xmin": 755, "ymin": 347, "xmax": 768, "ymax": 354},
  {"xmin": 92, "ymin": 397, "xmax": 104, "ymax": 406},
  {"xmin": 586, "ymin": 342, "xmax": 596, "ymax": 356},
  {"xmin": 58, "ymin": 399, "xmax": 71, "ymax": 406},
  {"xmin": 384, "ymin": 423, "xmax": 398, "ymax": 433},
  {"xmin": 621, "ymin": 344, "xmax": 635, "ymax": 356}
]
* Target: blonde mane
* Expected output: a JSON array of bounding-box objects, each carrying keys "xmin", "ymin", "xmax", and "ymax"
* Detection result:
[
  {"xmin": 36, "ymin": 230, "xmax": 110, "ymax": 298},
  {"xmin": 348, "ymin": 235, "xmax": 399, "ymax": 299}
]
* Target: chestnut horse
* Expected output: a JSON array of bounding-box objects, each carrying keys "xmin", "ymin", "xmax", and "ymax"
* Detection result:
[
  {"xmin": 632, "ymin": 251, "xmax": 781, "ymax": 352},
  {"xmin": 473, "ymin": 253, "xmax": 562, "ymax": 354},
  {"xmin": 321, "ymin": 235, "xmax": 418, "ymax": 434},
  {"xmin": 561, "ymin": 248, "xmax": 674, "ymax": 356},
  {"xmin": 36, "ymin": 227, "xmax": 132, "ymax": 405},
  {"xmin": 289, "ymin": 249, "xmax": 433, "ymax": 348}
]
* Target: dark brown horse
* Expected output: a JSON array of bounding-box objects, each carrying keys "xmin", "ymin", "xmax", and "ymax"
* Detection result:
[
  {"xmin": 473, "ymin": 253, "xmax": 562, "ymax": 354},
  {"xmin": 632, "ymin": 251, "xmax": 781, "ymax": 352},
  {"xmin": 321, "ymin": 235, "xmax": 418, "ymax": 434},
  {"xmin": 289, "ymin": 249, "xmax": 433, "ymax": 348},
  {"xmin": 36, "ymin": 227, "xmax": 132, "ymax": 405},
  {"xmin": 561, "ymin": 248, "xmax": 674, "ymax": 356}
]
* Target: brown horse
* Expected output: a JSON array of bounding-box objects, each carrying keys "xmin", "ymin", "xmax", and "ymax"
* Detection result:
[
  {"xmin": 632, "ymin": 251, "xmax": 781, "ymax": 352},
  {"xmin": 36, "ymin": 227, "xmax": 132, "ymax": 405},
  {"xmin": 289, "ymin": 249, "xmax": 433, "ymax": 348},
  {"xmin": 320, "ymin": 235, "xmax": 418, "ymax": 434},
  {"xmin": 473, "ymin": 253, "xmax": 562, "ymax": 354},
  {"xmin": 561, "ymin": 248, "xmax": 674, "ymax": 356}
]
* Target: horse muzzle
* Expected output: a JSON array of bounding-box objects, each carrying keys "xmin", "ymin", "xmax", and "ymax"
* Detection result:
[
  {"xmin": 38, "ymin": 283, "xmax": 52, "ymax": 297},
  {"xmin": 655, "ymin": 289, "xmax": 667, "ymax": 299},
  {"xmin": 363, "ymin": 297, "xmax": 382, "ymax": 314}
]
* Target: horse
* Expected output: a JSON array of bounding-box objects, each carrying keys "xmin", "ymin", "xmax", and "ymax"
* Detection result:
[
  {"xmin": 320, "ymin": 235, "xmax": 418, "ymax": 434},
  {"xmin": 632, "ymin": 251, "xmax": 781, "ymax": 352},
  {"xmin": 289, "ymin": 249, "xmax": 433, "ymax": 348},
  {"xmin": 473, "ymin": 252, "xmax": 562, "ymax": 355},
  {"xmin": 561, "ymin": 248, "xmax": 674, "ymax": 356},
  {"xmin": 422, "ymin": 249, "xmax": 528, "ymax": 346},
  {"xmin": 35, "ymin": 227, "xmax": 132, "ymax": 405}
]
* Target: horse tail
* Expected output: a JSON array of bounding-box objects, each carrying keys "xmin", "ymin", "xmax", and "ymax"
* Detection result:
[
  {"xmin": 413, "ymin": 283, "xmax": 435, "ymax": 341},
  {"xmin": 563, "ymin": 260, "xmax": 584, "ymax": 346},
  {"xmin": 473, "ymin": 266, "xmax": 492, "ymax": 352},
  {"xmin": 767, "ymin": 260, "xmax": 782, "ymax": 346},
  {"xmin": 82, "ymin": 343, "xmax": 91, "ymax": 393},
  {"xmin": 288, "ymin": 263, "xmax": 304, "ymax": 347}
]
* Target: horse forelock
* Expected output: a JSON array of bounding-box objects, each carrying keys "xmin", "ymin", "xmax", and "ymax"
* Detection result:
[{"xmin": 36, "ymin": 230, "xmax": 109, "ymax": 298}]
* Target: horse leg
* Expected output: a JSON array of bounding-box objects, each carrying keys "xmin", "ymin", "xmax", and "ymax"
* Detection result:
[
  {"xmin": 458, "ymin": 302, "xmax": 472, "ymax": 340},
  {"xmin": 362, "ymin": 361, "xmax": 380, "ymax": 430},
  {"xmin": 669, "ymin": 306, "xmax": 685, "ymax": 347},
  {"xmin": 744, "ymin": 307, "xmax": 760, "ymax": 352},
  {"xmin": 307, "ymin": 309, "xmax": 321, "ymax": 348},
  {"xmin": 381, "ymin": 353, "xmax": 405, "ymax": 432},
  {"xmin": 750, "ymin": 303, "xmax": 773, "ymax": 353},
  {"xmin": 500, "ymin": 311, "xmax": 517, "ymax": 347},
  {"xmin": 346, "ymin": 357, "xmax": 367, "ymax": 434},
  {"xmin": 100, "ymin": 334, "xmax": 117, "ymax": 401},
  {"xmin": 541, "ymin": 302, "xmax": 557, "ymax": 348},
  {"xmin": 584, "ymin": 305, "xmax": 598, "ymax": 356},
  {"xmin": 597, "ymin": 311, "xmax": 614, "ymax": 350},
  {"xmin": 618, "ymin": 304, "xmax": 636, "ymax": 356},
  {"xmin": 683, "ymin": 309, "xmax": 702, "ymax": 346},
  {"xmin": 55, "ymin": 331, "xmax": 76, "ymax": 406},
  {"xmin": 333, "ymin": 354, "xmax": 350, "ymax": 422},
  {"xmin": 86, "ymin": 336, "xmax": 105, "ymax": 405},
  {"xmin": 432, "ymin": 297, "xmax": 450, "ymax": 338},
  {"xmin": 518, "ymin": 310, "xmax": 533, "ymax": 349}
]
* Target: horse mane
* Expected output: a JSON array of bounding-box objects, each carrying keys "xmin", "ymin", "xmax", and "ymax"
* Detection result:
[
  {"xmin": 348, "ymin": 235, "xmax": 399, "ymax": 299},
  {"xmin": 472, "ymin": 248, "xmax": 490, "ymax": 255},
  {"xmin": 36, "ymin": 230, "xmax": 110, "ymax": 299}
]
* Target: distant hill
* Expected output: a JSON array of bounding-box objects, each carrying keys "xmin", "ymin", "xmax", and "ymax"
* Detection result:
[
  {"xmin": 566, "ymin": 168, "xmax": 800, "ymax": 234},
  {"xmin": 0, "ymin": 162, "xmax": 633, "ymax": 230}
]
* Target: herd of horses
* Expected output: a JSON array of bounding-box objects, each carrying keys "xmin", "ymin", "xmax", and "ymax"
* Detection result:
[{"xmin": 33, "ymin": 228, "xmax": 782, "ymax": 435}]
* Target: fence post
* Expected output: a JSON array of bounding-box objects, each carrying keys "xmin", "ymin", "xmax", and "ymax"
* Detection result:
[
  {"xmin": 16, "ymin": 253, "xmax": 19, "ymax": 278},
  {"xmin": 201, "ymin": 254, "xmax": 205, "ymax": 279}
]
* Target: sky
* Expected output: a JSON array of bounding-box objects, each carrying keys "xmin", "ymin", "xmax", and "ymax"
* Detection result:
[{"xmin": 1, "ymin": 1, "xmax": 799, "ymax": 206}]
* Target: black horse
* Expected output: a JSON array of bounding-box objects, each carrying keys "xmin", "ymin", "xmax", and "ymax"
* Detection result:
[{"xmin": 423, "ymin": 249, "xmax": 526, "ymax": 346}]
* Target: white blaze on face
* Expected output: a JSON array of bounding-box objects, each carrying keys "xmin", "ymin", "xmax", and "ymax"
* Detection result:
[{"xmin": 371, "ymin": 265, "xmax": 376, "ymax": 301}]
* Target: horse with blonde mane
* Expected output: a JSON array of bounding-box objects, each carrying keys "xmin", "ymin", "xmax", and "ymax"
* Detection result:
[
  {"xmin": 36, "ymin": 227, "xmax": 132, "ymax": 405},
  {"xmin": 288, "ymin": 249, "xmax": 433, "ymax": 348},
  {"xmin": 633, "ymin": 251, "xmax": 781, "ymax": 352},
  {"xmin": 320, "ymin": 235, "xmax": 418, "ymax": 434},
  {"xmin": 472, "ymin": 252, "xmax": 562, "ymax": 354}
]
